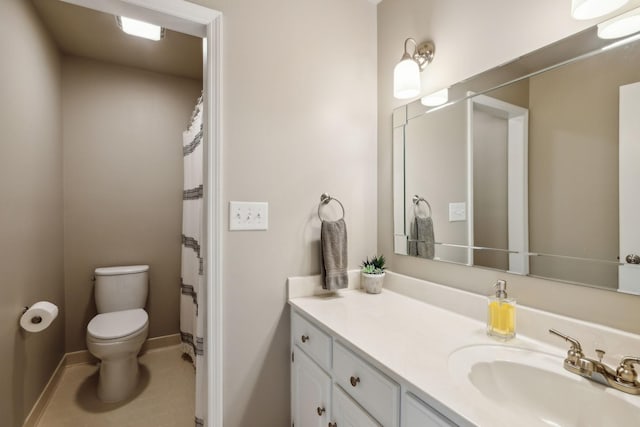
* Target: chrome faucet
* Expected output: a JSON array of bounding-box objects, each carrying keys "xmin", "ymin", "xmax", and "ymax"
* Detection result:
[{"xmin": 549, "ymin": 329, "xmax": 640, "ymax": 395}]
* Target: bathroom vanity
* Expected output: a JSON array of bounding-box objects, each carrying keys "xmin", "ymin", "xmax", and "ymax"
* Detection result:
[{"xmin": 288, "ymin": 271, "xmax": 640, "ymax": 427}]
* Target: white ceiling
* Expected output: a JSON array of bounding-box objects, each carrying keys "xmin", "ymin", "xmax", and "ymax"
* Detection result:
[{"xmin": 30, "ymin": 0, "xmax": 202, "ymax": 80}]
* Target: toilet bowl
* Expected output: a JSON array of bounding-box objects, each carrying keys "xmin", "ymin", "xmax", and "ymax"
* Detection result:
[{"xmin": 87, "ymin": 308, "xmax": 149, "ymax": 402}]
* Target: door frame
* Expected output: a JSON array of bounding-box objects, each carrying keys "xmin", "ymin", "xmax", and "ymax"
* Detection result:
[
  {"xmin": 467, "ymin": 93, "xmax": 529, "ymax": 274},
  {"xmin": 59, "ymin": 1, "xmax": 223, "ymax": 425},
  {"xmin": 619, "ymin": 82, "xmax": 640, "ymax": 294}
]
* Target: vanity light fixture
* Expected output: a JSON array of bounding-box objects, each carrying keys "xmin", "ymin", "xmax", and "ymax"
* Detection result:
[
  {"xmin": 571, "ymin": 0, "xmax": 628, "ymax": 20},
  {"xmin": 393, "ymin": 38, "xmax": 435, "ymax": 99},
  {"xmin": 420, "ymin": 88, "xmax": 449, "ymax": 107},
  {"xmin": 598, "ymin": 7, "xmax": 640, "ymax": 38},
  {"xmin": 116, "ymin": 16, "xmax": 165, "ymax": 41}
]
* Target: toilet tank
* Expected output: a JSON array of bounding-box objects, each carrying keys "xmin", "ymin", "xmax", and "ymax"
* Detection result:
[{"xmin": 94, "ymin": 265, "xmax": 149, "ymax": 313}]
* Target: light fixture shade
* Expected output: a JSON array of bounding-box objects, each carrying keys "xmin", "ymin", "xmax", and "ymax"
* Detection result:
[
  {"xmin": 421, "ymin": 88, "xmax": 449, "ymax": 107},
  {"xmin": 598, "ymin": 8, "xmax": 640, "ymax": 38},
  {"xmin": 571, "ymin": 0, "xmax": 628, "ymax": 20},
  {"xmin": 394, "ymin": 58, "xmax": 421, "ymax": 99}
]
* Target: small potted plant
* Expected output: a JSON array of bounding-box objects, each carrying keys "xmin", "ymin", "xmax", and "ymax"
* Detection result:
[{"xmin": 360, "ymin": 255, "xmax": 386, "ymax": 294}]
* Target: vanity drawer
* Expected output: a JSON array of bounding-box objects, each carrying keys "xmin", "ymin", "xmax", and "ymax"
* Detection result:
[
  {"xmin": 292, "ymin": 311, "xmax": 332, "ymax": 370},
  {"xmin": 333, "ymin": 341, "xmax": 400, "ymax": 427}
]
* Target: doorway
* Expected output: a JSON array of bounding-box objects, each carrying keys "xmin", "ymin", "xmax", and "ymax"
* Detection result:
[
  {"xmin": 467, "ymin": 93, "xmax": 529, "ymax": 275},
  {"xmin": 17, "ymin": 1, "xmax": 222, "ymax": 426}
]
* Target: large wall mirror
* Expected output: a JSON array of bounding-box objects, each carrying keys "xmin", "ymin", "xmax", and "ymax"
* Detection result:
[{"xmin": 393, "ymin": 23, "xmax": 640, "ymax": 295}]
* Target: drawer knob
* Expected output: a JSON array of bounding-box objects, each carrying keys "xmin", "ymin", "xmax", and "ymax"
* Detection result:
[
  {"xmin": 350, "ymin": 375, "xmax": 360, "ymax": 387},
  {"xmin": 328, "ymin": 423, "xmax": 337, "ymax": 427},
  {"xmin": 301, "ymin": 335, "xmax": 310, "ymax": 343},
  {"xmin": 317, "ymin": 406, "xmax": 326, "ymax": 416}
]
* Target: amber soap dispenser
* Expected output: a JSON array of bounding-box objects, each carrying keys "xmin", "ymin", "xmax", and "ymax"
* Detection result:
[{"xmin": 487, "ymin": 279, "xmax": 515, "ymax": 340}]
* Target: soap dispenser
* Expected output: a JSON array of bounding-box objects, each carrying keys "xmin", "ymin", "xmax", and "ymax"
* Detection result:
[{"xmin": 487, "ymin": 279, "xmax": 516, "ymax": 340}]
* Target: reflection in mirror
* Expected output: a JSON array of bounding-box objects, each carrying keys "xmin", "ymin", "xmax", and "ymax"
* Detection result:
[{"xmin": 393, "ymin": 24, "xmax": 640, "ymax": 295}]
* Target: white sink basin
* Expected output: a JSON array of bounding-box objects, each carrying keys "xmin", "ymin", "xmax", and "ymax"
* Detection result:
[{"xmin": 448, "ymin": 345, "xmax": 640, "ymax": 427}]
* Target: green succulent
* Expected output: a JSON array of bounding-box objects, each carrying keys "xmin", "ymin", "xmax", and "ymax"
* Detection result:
[{"xmin": 361, "ymin": 254, "xmax": 386, "ymax": 274}]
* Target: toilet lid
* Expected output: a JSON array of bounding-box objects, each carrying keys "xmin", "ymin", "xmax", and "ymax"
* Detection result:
[{"xmin": 88, "ymin": 309, "xmax": 148, "ymax": 340}]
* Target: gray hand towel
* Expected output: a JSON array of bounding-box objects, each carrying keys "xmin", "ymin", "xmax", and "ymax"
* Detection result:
[
  {"xmin": 409, "ymin": 216, "xmax": 435, "ymax": 259},
  {"xmin": 408, "ymin": 222, "xmax": 418, "ymax": 256},
  {"xmin": 321, "ymin": 219, "xmax": 348, "ymax": 290}
]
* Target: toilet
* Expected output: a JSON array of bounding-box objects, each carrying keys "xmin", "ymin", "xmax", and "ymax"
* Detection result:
[{"xmin": 86, "ymin": 265, "xmax": 149, "ymax": 403}]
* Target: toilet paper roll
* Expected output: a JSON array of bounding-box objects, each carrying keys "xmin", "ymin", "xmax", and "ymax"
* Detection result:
[{"xmin": 20, "ymin": 301, "xmax": 58, "ymax": 333}]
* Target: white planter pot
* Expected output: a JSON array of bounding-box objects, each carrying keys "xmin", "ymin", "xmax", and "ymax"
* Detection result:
[{"xmin": 361, "ymin": 272, "xmax": 385, "ymax": 294}]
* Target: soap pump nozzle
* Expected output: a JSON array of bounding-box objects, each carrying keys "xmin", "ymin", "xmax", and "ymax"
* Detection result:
[{"xmin": 494, "ymin": 279, "xmax": 508, "ymax": 298}]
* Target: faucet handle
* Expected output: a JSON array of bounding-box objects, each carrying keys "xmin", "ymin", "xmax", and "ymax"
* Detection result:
[
  {"xmin": 549, "ymin": 329, "xmax": 584, "ymax": 364},
  {"xmin": 617, "ymin": 356, "xmax": 640, "ymax": 384}
]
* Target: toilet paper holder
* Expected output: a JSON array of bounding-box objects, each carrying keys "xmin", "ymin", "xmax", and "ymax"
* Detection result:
[{"xmin": 22, "ymin": 306, "xmax": 43, "ymax": 324}]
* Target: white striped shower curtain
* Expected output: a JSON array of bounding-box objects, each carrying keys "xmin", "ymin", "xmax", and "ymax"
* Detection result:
[{"xmin": 180, "ymin": 95, "xmax": 206, "ymax": 427}]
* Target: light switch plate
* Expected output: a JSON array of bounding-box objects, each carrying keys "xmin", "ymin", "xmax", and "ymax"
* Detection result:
[
  {"xmin": 449, "ymin": 202, "xmax": 466, "ymax": 222},
  {"xmin": 229, "ymin": 201, "xmax": 268, "ymax": 231}
]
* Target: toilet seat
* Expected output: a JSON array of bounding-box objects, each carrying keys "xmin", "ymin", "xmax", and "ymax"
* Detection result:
[{"xmin": 88, "ymin": 308, "xmax": 148, "ymax": 340}]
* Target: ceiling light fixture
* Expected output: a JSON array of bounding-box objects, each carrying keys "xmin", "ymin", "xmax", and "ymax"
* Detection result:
[
  {"xmin": 571, "ymin": 0, "xmax": 628, "ymax": 20},
  {"xmin": 598, "ymin": 7, "xmax": 640, "ymax": 38},
  {"xmin": 393, "ymin": 38, "xmax": 435, "ymax": 99},
  {"xmin": 116, "ymin": 16, "xmax": 165, "ymax": 41}
]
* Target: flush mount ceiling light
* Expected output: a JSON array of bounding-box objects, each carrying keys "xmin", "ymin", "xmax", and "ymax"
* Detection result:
[
  {"xmin": 598, "ymin": 7, "xmax": 640, "ymax": 38},
  {"xmin": 393, "ymin": 38, "xmax": 435, "ymax": 99},
  {"xmin": 571, "ymin": 0, "xmax": 628, "ymax": 20},
  {"xmin": 421, "ymin": 88, "xmax": 449, "ymax": 107},
  {"xmin": 116, "ymin": 16, "xmax": 165, "ymax": 41}
]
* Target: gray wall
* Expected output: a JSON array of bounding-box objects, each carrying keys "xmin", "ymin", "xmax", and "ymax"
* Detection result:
[
  {"xmin": 473, "ymin": 108, "xmax": 508, "ymax": 270},
  {"xmin": 0, "ymin": 1, "xmax": 65, "ymax": 426},
  {"xmin": 191, "ymin": 0, "xmax": 378, "ymax": 425},
  {"xmin": 62, "ymin": 56, "xmax": 202, "ymax": 352},
  {"xmin": 378, "ymin": 0, "xmax": 640, "ymax": 335}
]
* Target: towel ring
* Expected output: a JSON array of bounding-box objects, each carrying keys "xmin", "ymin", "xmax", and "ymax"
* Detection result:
[
  {"xmin": 318, "ymin": 193, "xmax": 345, "ymax": 221},
  {"xmin": 412, "ymin": 195, "xmax": 432, "ymax": 219}
]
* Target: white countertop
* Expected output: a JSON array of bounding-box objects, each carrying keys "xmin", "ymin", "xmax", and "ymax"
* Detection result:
[{"xmin": 288, "ymin": 272, "xmax": 640, "ymax": 427}]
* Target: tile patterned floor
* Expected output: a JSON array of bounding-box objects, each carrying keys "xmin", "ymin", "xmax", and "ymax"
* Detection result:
[{"xmin": 36, "ymin": 345, "xmax": 195, "ymax": 427}]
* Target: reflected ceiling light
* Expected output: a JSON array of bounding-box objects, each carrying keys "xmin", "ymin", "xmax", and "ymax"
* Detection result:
[
  {"xmin": 393, "ymin": 38, "xmax": 435, "ymax": 99},
  {"xmin": 420, "ymin": 88, "xmax": 449, "ymax": 107},
  {"xmin": 116, "ymin": 16, "xmax": 165, "ymax": 41},
  {"xmin": 571, "ymin": 0, "xmax": 628, "ymax": 20},
  {"xmin": 598, "ymin": 7, "xmax": 640, "ymax": 38}
]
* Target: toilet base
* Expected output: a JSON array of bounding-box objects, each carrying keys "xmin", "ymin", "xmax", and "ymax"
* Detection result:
[{"xmin": 97, "ymin": 355, "xmax": 140, "ymax": 403}]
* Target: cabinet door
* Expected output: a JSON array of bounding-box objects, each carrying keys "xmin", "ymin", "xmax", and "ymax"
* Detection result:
[
  {"xmin": 402, "ymin": 393, "xmax": 457, "ymax": 427},
  {"xmin": 292, "ymin": 346, "xmax": 331, "ymax": 427},
  {"xmin": 331, "ymin": 384, "xmax": 381, "ymax": 427}
]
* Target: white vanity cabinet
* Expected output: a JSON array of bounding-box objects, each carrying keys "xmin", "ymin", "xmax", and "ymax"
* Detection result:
[
  {"xmin": 292, "ymin": 309, "xmax": 332, "ymax": 371},
  {"xmin": 333, "ymin": 342, "xmax": 399, "ymax": 427},
  {"xmin": 402, "ymin": 392, "xmax": 457, "ymax": 427},
  {"xmin": 291, "ymin": 312, "xmax": 332, "ymax": 427},
  {"xmin": 330, "ymin": 384, "xmax": 381, "ymax": 427},
  {"xmin": 291, "ymin": 347, "xmax": 331, "ymax": 427},
  {"xmin": 291, "ymin": 309, "xmax": 459, "ymax": 427}
]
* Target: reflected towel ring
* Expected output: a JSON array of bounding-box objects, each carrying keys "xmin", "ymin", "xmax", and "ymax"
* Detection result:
[
  {"xmin": 318, "ymin": 193, "xmax": 345, "ymax": 221},
  {"xmin": 412, "ymin": 195, "xmax": 432, "ymax": 218}
]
